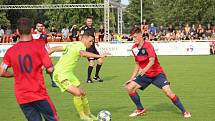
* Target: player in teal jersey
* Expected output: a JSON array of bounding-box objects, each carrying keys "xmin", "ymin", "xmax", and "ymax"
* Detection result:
[{"xmin": 49, "ymin": 32, "xmax": 109, "ymax": 121}]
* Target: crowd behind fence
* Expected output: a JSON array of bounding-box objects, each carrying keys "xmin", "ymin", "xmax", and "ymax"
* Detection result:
[{"xmin": 1, "ymin": 22, "xmax": 215, "ymax": 43}]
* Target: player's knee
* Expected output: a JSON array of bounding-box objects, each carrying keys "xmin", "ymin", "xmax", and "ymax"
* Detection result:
[
  {"xmin": 67, "ymin": 86, "xmax": 82, "ymax": 96},
  {"xmin": 125, "ymin": 84, "xmax": 135, "ymax": 93},
  {"xmin": 73, "ymin": 91, "xmax": 82, "ymax": 96},
  {"xmin": 97, "ymin": 58, "xmax": 103, "ymax": 64},
  {"xmin": 163, "ymin": 89, "xmax": 174, "ymax": 97},
  {"xmin": 89, "ymin": 61, "xmax": 95, "ymax": 66},
  {"xmin": 79, "ymin": 88, "xmax": 86, "ymax": 96}
]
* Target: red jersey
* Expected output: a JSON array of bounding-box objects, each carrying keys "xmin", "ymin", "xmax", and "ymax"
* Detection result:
[
  {"xmin": 32, "ymin": 31, "xmax": 48, "ymax": 44},
  {"xmin": 131, "ymin": 41, "xmax": 164, "ymax": 77},
  {"xmin": 3, "ymin": 40, "xmax": 53, "ymax": 104}
]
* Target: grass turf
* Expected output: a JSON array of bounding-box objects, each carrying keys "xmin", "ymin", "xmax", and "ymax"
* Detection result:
[{"xmin": 0, "ymin": 56, "xmax": 215, "ymax": 121}]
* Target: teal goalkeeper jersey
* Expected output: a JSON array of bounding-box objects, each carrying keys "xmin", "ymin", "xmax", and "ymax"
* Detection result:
[{"xmin": 54, "ymin": 41, "xmax": 86, "ymax": 74}]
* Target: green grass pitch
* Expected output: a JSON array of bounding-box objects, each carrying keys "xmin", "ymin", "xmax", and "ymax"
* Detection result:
[{"xmin": 0, "ymin": 56, "xmax": 215, "ymax": 121}]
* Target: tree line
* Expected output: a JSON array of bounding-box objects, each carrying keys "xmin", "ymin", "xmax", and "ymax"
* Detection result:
[
  {"xmin": 0, "ymin": 0, "xmax": 106, "ymax": 31},
  {"xmin": 125, "ymin": 0, "xmax": 215, "ymax": 28}
]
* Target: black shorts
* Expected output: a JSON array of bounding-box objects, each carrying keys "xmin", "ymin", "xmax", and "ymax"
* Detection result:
[
  {"xmin": 134, "ymin": 73, "xmax": 170, "ymax": 90},
  {"xmin": 20, "ymin": 99, "xmax": 58, "ymax": 121}
]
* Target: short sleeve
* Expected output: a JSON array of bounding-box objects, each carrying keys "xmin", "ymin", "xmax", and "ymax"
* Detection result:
[
  {"xmin": 146, "ymin": 43, "xmax": 156, "ymax": 57},
  {"xmin": 2, "ymin": 50, "xmax": 11, "ymax": 67}
]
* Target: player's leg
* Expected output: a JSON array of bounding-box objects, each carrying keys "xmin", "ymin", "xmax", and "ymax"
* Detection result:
[
  {"xmin": 65, "ymin": 78, "xmax": 94, "ymax": 120},
  {"xmin": 45, "ymin": 44, "xmax": 58, "ymax": 88},
  {"xmin": 162, "ymin": 85, "xmax": 191, "ymax": 117},
  {"xmin": 80, "ymin": 88, "xmax": 97, "ymax": 120},
  {"xmin": 86, "ymin": 59, "xmax": 95, "ymax": 83},
  {"xmin": 61, "ymin": 81, "xmax": 93, "ymax": 120},
  {"xmin": 93, "ymin": 58, "xmax": 103, "ymax": 82},
  {"xmin": 20, "ymin": 103, "xmax": 43, "ymax": 121},
  {"xmin": 53, "ymin": 72, "xmax": 93, "ymax": 120},
  {"xmin": 152, "ymin": 73, "xmax": 191, "ymax": 118},
  {"xmin": 212, "ymin": 45, "xmax": 215, "ymax": 54},
  {"xmin": 31, "ymin": 99, "xmax": 59, "ymax": 121},
  {"xmin": 125, "ymin": 75, "xmax": 149, "ymax": 117},
  {"xmin": 71, "ymin": 87, "xmax": 95, "ymax": 121}
]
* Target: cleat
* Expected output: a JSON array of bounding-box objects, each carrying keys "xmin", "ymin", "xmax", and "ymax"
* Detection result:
[
  {"xmin": 93, "ymin": 76, "xmax": 103, "ymax": 82},
  {"xmin": 183, "ymin": 111, "xmax": 191, "ymax": 118},
  {"xmin": 51, "ymin": 81, "xmax": 58, "ymax": 88},
  {"xmin": 80, "ymin": 115, "xmax": 93, "ymax": 121},
  {"xmin": 86, "ymin": 79, "xmax": 93, "ymax": 83},
  {"xmin": 129, "ymin": 109, "xmax": 145, "ymax": 117},
  {"xmin": 88, "ymin": 114, "xmax": 98, "ymax": 120}
]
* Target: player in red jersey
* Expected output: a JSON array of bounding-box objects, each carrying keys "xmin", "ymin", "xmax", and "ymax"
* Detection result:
[
  {"xmin": 32, "ymin": 22, "xmax": 48, "ymax": 44},
  {"xmin": 32, "ymin": 22, "xmax": 58, "ymax": 87},
  {"xmin": 0, "ymin": 18, "xmax": 59, "ymax": 121},
  {"xmin": 124, "ymin": 27, "xmax": 191, "ymax": 118}
]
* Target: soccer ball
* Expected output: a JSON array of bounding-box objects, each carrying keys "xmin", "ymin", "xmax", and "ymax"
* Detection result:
[{"xmin": 97, "ymin": 110, "xmax": 111, "ymax": 121}]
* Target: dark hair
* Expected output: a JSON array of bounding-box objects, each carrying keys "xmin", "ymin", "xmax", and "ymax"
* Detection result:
[
  {"xmin": 130, "ymin": 26, "xmax": 142, "ymax": 36},
  {"xmin": 36, "ymin": 22, "xmax": 44, "ymax": 26},
  {"xmin": 82, "ymin": 32, "xmax": 94, "ymax": 38},
  {"xmin": 17, "ymin": 18, "xmax": 32, "ymax": 35},
  {"xmin": 86, "ymin": 16, "xmax": 93, "ymax": 20}
]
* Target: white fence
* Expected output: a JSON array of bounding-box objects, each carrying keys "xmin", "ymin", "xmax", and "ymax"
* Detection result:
[{"xmin": 0, "ymin": 41, "xmax": 211, "ymax": 57}]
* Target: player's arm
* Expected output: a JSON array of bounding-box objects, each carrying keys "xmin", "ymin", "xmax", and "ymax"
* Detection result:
[
  {"xmin": 48, "ymin": 46, "xmax": 65, "ymax": 55},
  {"xmin": 139, "ymin": 57, "xmax": 155, "ymax": 75},
  {"xmin": 130, "ymin": 62, "xmax": 140, "ymax": 80},
  {"xmin": 124, "ymin": 63, "xmax": 140, "ymax": 85},
  {"xmin": 0, "ymin": 62, "xmax": 14, "ymax": 78},
  {"xmin": 80, "ymin": 50, "xmax": 109, "ymax": 58}
]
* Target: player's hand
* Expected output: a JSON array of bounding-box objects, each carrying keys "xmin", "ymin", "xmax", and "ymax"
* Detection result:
[
  {"xmin": 138, "ymin": 69, "xmax": 145, "ymax": 76},
  {"xmin": 124, "ymin": 79, "xmax": 133, "ymax": 86},
  {"xmin": 79, "ymin": 87, "xmax": 86, "ymax": 96},
  {"xmin": 101, "ymin": 53, "xmax": 111, "ymax": 58}
]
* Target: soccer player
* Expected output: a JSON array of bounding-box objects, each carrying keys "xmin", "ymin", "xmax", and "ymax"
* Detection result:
[
  {"xmin": 0, "ymin": 18, "xmax": 59, "ymax": 121},
  {"xmin": 32, "ymin": 22, "xmax": 58, "ymax": 87},
  {"xmin": 80, "ymin": 16, "xmax": 104, "ymax": 83},
  {"xmin": 125, "ymin": 27, "xmax": 191, "ymax": 118},
  {"xmin": 49, "ymin": 32, "xmax": 109, "ymax": 121}
]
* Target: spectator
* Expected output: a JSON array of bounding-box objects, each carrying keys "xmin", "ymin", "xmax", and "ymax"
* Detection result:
[
  {"xmin": 5, "ymin": 26, "xmax": 12, "ymax": 43},
  {"xmin": 157, "ymin": 25, "xmax": 166, "ymax": 41},
  {"xmin": 149, "ymin": 23, "xmax": 156, "ymax": 35},
  {"xmin": 175, "ymin": 30, "xmax": 183, "ymax": 40},
  {"xmin": 205, "ymin": 23, "xmax": 213, "ymax": 37},
  {"xmin": 61, "ymin": 26, "xmax": 69, "ymax": 42},
  {"xmin": 0, "ymin": 26, "xmax": 4, "ymax": 42},
  {"xmin": 149, "ymin": 23, "xmax": 157, "ymax": 41},
  {"xmin": 184, "ymin": 24, "xmax": 191, "ymax": 35},
  {"xmin": 98, "ymin": 25, "xmax": 104, "ymax": 42},
  {"xmin": 50, "ymin": 26, "xmax": 57, "ymax": 37},
  {"xmin": 197, "ymin": 24, "xmax": 204, "ymax": 38},
  {"xmin": 69, "ymin": 25, "xmax": 79, "ymax": 41},
  {"xmin": 141, "ymin": 19, "xmax": 149, "ymax": 34},
  {"xmin": 167, "ymin": 24, "xmax": 174, "ymax": 33},
  {"xmin": 213, "ymin": 24, "xmax": 215, "ymax": 34}
]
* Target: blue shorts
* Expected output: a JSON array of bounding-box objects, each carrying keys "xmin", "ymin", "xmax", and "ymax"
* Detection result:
[
  {"xmin": 20, "ymin": 99, "xmax": 58, "ymax": 121},
  {"xmin": 134, "ymin": 73, "xmax": 170, "ymax": 90}
]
